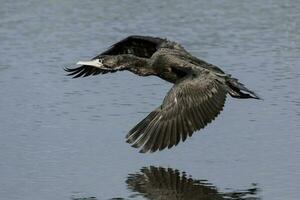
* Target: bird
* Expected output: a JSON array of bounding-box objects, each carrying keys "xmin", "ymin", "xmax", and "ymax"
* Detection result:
[
  {"xmin": 65, "ymin": 35, "xmax": 260, "ymax": 153},
  {"xmin": 124, "ymin": 166, "xmax": 259, "ymax": 200}
]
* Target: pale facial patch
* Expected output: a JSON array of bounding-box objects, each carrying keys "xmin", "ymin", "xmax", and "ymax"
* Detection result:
[{"xmin": 76, "ymin": 59, "xmax": 104, "ymax": 68}]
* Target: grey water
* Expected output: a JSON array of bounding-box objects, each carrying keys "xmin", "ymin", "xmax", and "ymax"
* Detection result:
[{"xmin": 0, "ymin": 0, "xmax": 299, "ymax": 199}]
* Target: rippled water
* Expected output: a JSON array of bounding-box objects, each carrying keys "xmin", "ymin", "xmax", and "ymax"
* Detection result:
[{"xmin": 0, "ymin": 0, "xmax": 299, "ymax": 200}]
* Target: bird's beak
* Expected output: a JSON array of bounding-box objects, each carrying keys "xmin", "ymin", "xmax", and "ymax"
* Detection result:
[{"xmin": 76, "ymin": 59, "xmax": 103, "ymax": 68}]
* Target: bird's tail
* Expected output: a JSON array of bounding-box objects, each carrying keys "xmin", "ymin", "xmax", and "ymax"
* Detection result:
[{"xmin": 225, "ymin": 77, "xmax": 261, "ymax": 99}]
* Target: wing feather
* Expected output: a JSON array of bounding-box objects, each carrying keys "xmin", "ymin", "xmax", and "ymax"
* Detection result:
[
  {"xmin": 126, "ymin": 71, "xmax": 227, "ymax": 153},
  {"xmin": 65, "ymin": 35, "xmax": 165, "ymax": 78},
  {"xmin": 94, "ymin": 35, "xmax": 165, "ymax": 59},
  {"xmin": 126, "ymin": 166, "xmax": 259, "ymax": 200}
]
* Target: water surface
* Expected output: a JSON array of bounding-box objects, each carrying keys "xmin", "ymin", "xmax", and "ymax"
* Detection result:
[{"xmin": 0, "ymin": 0, "xmax": 299, "ymax": 200}]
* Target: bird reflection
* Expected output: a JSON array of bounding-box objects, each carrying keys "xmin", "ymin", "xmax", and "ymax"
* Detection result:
[{"xmin": 108, "ymin": 166, "xmax": 260, "ymax": 200}]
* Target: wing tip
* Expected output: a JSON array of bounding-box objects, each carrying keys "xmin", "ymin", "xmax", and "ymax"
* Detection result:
[
  {"xmin": 64, "ymin": 65, "xmax": 108, "ymax": 78},
  {"xmin": 63, "ymin": 66, "xmax": 81, "ymax": 78},
  {"xmin": 250, "ymin": 92, "xmax": 263, "ymax": 100}
]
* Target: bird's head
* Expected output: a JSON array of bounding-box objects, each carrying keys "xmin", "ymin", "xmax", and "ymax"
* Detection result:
[{"xmin": 76, "ymin": 58, "xmax": 104, "ymax": 68}]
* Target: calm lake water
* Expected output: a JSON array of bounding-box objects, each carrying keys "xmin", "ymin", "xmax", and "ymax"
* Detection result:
[{"xmin": 0, "ymin": 0, "xmax": 299, "ymax": 199}]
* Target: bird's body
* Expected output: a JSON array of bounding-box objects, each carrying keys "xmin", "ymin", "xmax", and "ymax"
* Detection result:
[{"xmin": 65, "ymin": 35, "xmax": 260, "ymax": 153}]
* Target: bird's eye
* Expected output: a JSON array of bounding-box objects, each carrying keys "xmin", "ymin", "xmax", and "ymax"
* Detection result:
[{"xmin": 98, "ymin": 59, "xmax": 102, "ymax": 63}]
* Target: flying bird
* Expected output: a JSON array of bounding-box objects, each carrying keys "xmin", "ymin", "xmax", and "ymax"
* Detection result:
[
  {"xmin": 125, "ymin": 166, "xmax": 259, "ymax": 200},
  {"xmin": 65, "ymin": 35, "xmax": 260, "ymax": 153}
]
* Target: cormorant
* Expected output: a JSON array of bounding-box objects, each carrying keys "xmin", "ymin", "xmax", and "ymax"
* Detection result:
[
  {"xmin": 65, "ymin": 35, "xmax": 260, "ymax": 153},
  {"xmin": 125, "ymin": 166, "xmax": 259, "ymax": 200}
]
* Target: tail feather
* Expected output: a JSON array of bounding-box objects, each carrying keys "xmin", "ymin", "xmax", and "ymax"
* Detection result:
[{"xmin": 226, "ymin": 78, "xmax": 261, "ymax": 99}]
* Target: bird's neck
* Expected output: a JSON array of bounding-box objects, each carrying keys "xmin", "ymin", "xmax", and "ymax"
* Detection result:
[{"xmin": 103, "ymin": 54, "xmax": 154, "ymax": 76}]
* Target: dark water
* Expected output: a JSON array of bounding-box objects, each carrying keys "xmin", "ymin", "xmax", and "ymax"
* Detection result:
[{"xmin": 0, "ymin": 0, "xmax": 299, "ymax": 200}]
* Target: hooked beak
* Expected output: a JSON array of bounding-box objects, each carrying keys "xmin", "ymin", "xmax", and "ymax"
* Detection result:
[{"xmin": 76, "ymin": 59, "xmax": 103, "ymax": 68}]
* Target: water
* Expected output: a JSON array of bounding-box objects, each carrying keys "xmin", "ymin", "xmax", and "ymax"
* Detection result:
[{"xmin": 0, "ymin": 0, "xmax": 299, "ymax": 199}]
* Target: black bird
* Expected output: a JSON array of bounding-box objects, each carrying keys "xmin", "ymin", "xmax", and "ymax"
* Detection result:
[
  {"xmin": 65, "ymin": 35, "xmax": 260, "ymax": 153},
  {"xmin": 124, "ymin": 166, "xmax": 260, "ymax": 200}
]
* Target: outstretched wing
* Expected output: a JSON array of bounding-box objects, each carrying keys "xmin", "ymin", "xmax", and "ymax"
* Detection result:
[
  {"xmin": 126, "ymin": 70, "xmax": 227, "ymax": 153},
  {"xmin": 65, "ymin": 35, "xmax": 165, "ymax": 78},
  {"xmin": 126, "ymin": 166, "xmax": 220, "ymax": 200},
  {"xmin": 126, "ymin": 166, "xmax": 260, "ymax": 200},
  {"xmin": 95, "ymin": 35, "xmax": 165, "ymax": 59},
  {"xmin": 64, "ymin": 63, "xmax": 111, "ymax": 78}
]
